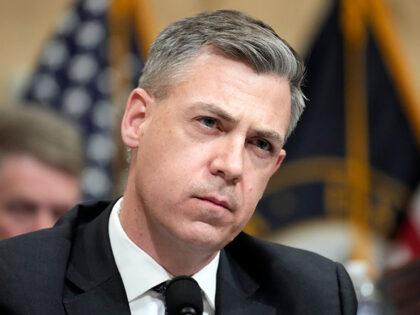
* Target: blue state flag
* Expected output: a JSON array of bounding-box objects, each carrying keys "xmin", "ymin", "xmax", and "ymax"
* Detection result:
[{"xmin": 249, "ymin": 0, "xmax": 420, "ymax": 250}]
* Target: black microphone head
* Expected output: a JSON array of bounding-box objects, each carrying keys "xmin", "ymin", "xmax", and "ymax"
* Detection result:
[{"xmin": 166, "ymin": 276, "xmax": 203, "ymax": 315}]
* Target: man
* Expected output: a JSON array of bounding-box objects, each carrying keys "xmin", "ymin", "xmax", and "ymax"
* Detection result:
[
  {"xmin": 0, "ymin": 10, "xmax": 357, "ymax": 314},
  {"xmin": 0, "ymin": 106, "xmax": 82, "ymax": 240}
]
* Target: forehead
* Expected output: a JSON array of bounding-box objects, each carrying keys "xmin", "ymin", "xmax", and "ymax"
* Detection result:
[
  {"xmin": 163, "ymin": 51, "xmax": 291, "ymax": 138},
  {"xmin": 0, "ymin": 154, "xmax": 79, "ymax": 205}
]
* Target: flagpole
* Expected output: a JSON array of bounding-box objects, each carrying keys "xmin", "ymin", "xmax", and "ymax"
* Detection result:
[
  {"xmin": 341, "ymin": 0, "xmax": 376, "ymax": 278},
  {"xmin": 369, "ymin": 0, "xmax": 420, "ymax": 149},
  {"xmin": 108, "ymin": 0, "xmax": 158, "ymax": 197}
]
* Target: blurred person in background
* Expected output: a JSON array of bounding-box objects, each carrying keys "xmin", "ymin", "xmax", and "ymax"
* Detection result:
[{"xmin": 0, "ymin": 105, "xmax": 83, "ymax": 240}]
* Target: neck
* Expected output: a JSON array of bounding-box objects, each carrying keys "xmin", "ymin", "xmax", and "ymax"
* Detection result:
[{"xmin": 119, "ymin": 192, "xmax": 218, "ymax": 276}]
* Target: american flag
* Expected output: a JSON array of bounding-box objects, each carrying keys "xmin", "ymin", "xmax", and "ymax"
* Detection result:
[{"xmin": 22, "ymin": 0, "xmax": 144, "ymax": 200}]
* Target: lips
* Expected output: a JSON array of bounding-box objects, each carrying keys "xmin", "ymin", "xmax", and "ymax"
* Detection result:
[{"xmin": 194, "ymin": 195, "xmax": 232, "ymax": 211}]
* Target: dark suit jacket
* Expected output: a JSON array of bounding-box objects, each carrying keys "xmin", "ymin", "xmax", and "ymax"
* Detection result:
[{"xmin": 0, "ymin": 200, "xmax": 357, "ymax": 314}]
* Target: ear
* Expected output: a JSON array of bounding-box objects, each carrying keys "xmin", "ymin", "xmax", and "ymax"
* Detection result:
[
  {"xmin": 121, "ymin": 88, "xmax": 154, "ymax": 148},
  {"xmin": 271, "ymin": 149, "xmax": 286, "ymax": 175}
]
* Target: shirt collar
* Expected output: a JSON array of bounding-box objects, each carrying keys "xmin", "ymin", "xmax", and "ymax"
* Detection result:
[
  {"xmin": 108, "ymin": 198, "xmax": 219, "ymax": 309},
  {"xmin": 192, "ymin": 250, "xmax": 219, "ymax": 310}
]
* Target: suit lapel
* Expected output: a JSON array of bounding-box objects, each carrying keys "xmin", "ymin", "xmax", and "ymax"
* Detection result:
[
  {"xmin": 216, "ymin": 250, "xmax": 275, "ymax": 315},
  {"xmin": 61, "ymin": 202, "xmax": 275, "ymax": 314},
  {"xmin": 62, "ymin": 201, "xmax": 130, "ymax": 315},
  {"xmin": 63, "ymin": 274, "xmax": 130, "ymax": 315}
]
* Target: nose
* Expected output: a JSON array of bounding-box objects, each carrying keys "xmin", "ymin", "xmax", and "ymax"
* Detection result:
[{"xmin": 209, "ymin": 137, "xmax": 244, "ymax": 184}]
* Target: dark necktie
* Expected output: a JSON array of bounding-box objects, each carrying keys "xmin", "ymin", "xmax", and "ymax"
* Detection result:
[{"xmin": 152, "ymin": 281, "xmax": 168, "ymax": 315}]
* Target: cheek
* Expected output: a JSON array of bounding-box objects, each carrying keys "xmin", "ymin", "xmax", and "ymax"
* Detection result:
[
  {"xmin": 239, "ymin": 173, "xmax": 272, "ymax": 213},
  {"xmin": 245, "ymin": 170, "xmax": 271, "ymax": 197},
  {"xmin": 135, "ymin": 139, "xmax": 197, "ymax": 202},
  {"xmin": 0, "ymin": 216, "xmax": 22, "ymax": 239}
]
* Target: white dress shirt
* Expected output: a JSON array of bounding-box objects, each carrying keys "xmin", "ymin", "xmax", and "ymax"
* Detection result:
[{"xmin": 109, "ymin": 198, "xmax": 219, "ymax": 315}]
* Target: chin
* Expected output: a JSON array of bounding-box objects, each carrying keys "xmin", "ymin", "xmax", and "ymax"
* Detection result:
[{"xmin": 176, "ymin": 221, "xmax": 238, "ymax": 252}]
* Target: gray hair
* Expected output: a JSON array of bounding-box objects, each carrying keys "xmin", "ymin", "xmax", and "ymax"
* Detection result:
[
  {"xmin": 139, "ymin": 9, "xmax": 305, "ymax": 140},
  {"xmin": 0, "ymin": 105, "xmax": 84, "ymax": 176}
]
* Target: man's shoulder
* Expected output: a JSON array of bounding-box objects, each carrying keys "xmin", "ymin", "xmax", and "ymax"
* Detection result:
[
  {"xmin": 227, "ymin": 231, "xmax": 337, "ymax": 272},
  {"xmin": 0, "ymin": 199, "xmax": 116, "ymax": 313},
  {"xmin": 0, "ymin": 199, "xmax": 116, "ymax": 280},
  {"xmin": 0, "ymin": 211, "xmax": 74, "ymax": 264},
  {"xmin": 0, "ymin": 201, "xmax": 110, "ymax": 249},
  {"xmin": 225, "ymin": 232, "xmax": 353, "ymax": 298},
  {"xmin": 221, "ymin": 233, "xmax": 357, "ymax": 314},
  {"xmin": 0, "ymin": 225, "xmax": 74, "ymax": 298}
]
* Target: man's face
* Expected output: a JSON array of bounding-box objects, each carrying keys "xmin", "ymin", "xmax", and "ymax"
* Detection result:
[
  {"xmin": 0, "ymin": 154, "xmax": 80, "ymax": 240},
  {"xmin": 123, "ymin": 51, "xmax": 291, "ymax": 252}
]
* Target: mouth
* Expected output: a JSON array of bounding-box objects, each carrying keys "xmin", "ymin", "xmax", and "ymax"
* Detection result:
[{"xmin": 194, "ymin": 196, "xmax": 232, "ymax": 212}]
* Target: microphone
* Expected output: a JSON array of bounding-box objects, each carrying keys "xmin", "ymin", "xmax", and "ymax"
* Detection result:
[{"xmin": 165, "ymin": 276, "xmax": 203, "ymax": 315}]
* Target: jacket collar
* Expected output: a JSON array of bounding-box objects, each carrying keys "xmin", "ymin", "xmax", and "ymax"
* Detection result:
[
  {"xmin": 216, "ymin": 248, "xmax": 275, "ymax": 315},
  {"xmin": 62, "ymin": 200, "xmax": 131, "ymax": 315},
  {"xmin": 61, "ymin": 200, "xmax": 274, "ymax": 315}
]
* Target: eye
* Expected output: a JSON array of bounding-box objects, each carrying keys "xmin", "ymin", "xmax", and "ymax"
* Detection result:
[
  {"xmin": 251, "ymin": 138, "xmax": 273, "ymax": 152},
  {"xmin": 198, "ymin": 116, "xmax": 218, "ymax": 129},
  {"xmin": 4, "ymin": 200, "xmax": 37, "ymax": 222}
]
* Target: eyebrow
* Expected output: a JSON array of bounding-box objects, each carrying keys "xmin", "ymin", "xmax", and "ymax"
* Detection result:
[
  {"xmin": 192, "ymin": 102, "xmax": 238, "ymax": 123},
  {"xmin": 255, "ymin": 130, "xmax": 284, "ymax": 148},
  {"xmin": 190, "ymin": 102, "xmax": 284, "ymax": 147}
]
